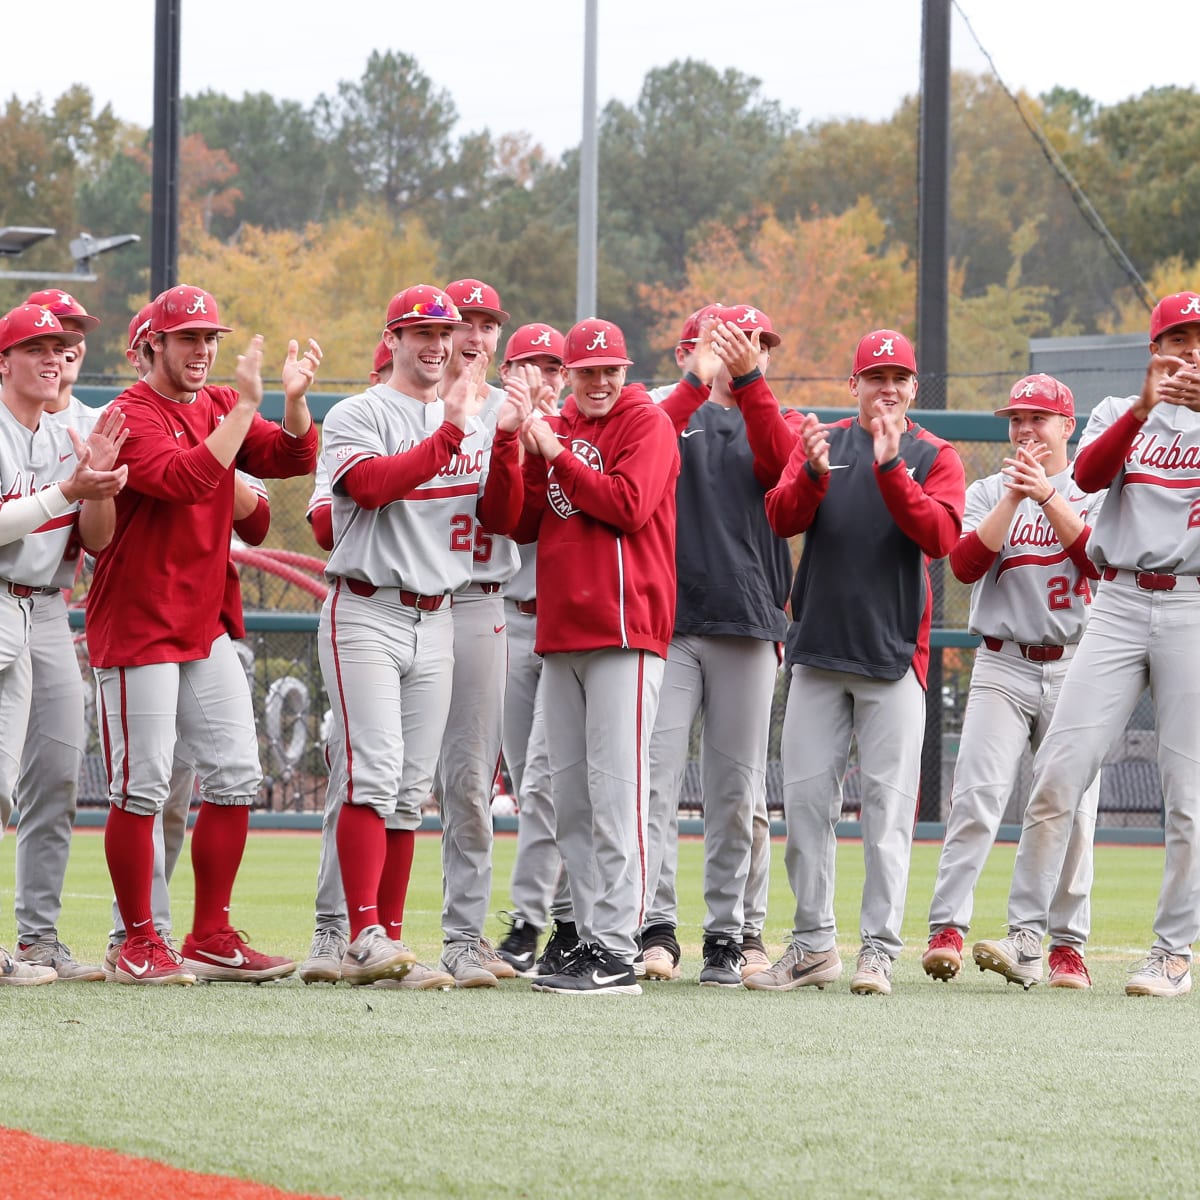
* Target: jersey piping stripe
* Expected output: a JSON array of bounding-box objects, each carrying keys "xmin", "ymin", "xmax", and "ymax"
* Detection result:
[
  {"xmin": 98, "ymin": 684, "xmax": 115, "ymax": 808},
  {"xmin": 995, "ymin": 547, "xmax": 1071, "ymax": 579},
  {"xmin": 1122, "ymin": 472, "xmax": 1200, "ymax": 490},
  {"xmin": 634, "ymin": 650, "xmax": 647, "ymax": 930},
  {"xmin": 409, "ymin": 483, "xmax": 480, "ymax": 500},
  {"xmin": 30, "ymin": 512, "xmax": 77, "ymax": 535},
  {"xmin": 616, "ymin": 537, "xmax": 628, "ymax": 648},
  {"xmin": 329, "ymin": 452, "xmax": 374, "ymax": 484},
  {"xmin": 118, "ymin": 668, "xmax": 131, "ymax": 807},
  {"xmin": 328, "ymin": 581, "xmax": 354, "ymax": 804}
]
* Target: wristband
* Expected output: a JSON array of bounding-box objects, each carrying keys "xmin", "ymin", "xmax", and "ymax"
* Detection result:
[{"xmin": 1038, "ymin": 489, "xmax": 1057, "ymax": 507}]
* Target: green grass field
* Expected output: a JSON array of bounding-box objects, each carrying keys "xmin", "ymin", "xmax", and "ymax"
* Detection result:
[{"xmin": 1, "ymin": 830, "xmax": 1196, "ymax": 1199}]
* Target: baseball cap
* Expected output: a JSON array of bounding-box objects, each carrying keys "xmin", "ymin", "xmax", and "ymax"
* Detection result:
[
  {"xmin": 995, "ymin": 373, "xmax": 1075, "ymax": 419},
  {"xmin": 852, "ymin": 329, "xmax": 917, "ymax": 376},
  {"xmin": 563, "ymin": 319, "xmax": 634, "ymax": 369},
  {"xmin": 372, "ymin": 339, "xmax": 392, "ymax": 374},
  {"xmin": 678, "ymin": 303, "xmax": 724, "ymax": 346},
  {"xmin": 127, "ymin": 303, "xmax": 154, "ymax": 353},
  {"xmin": 718, "ymin": 303, "xmax": 782, "ymax": 349},
  {"xmin": 0, "ymin": 304, "xmax": 85, "ymax": 354},
  {"xmin": 1149, "ymin": 291, "xmax": 1200, "ymax": 342},
  {"xmin": 151, "ymin": 285, "xmax": 232, "ymax": 334},
  {"xmin": 444, "ymin": 278, "xmax": 509, "ymax": 324},
  {"xmin": 385, "ymin": 285, "xmax": 468, "ymax": 331},
  {"xmin": 504, "ymin": 323, "xmax": 566, "ymax": 364},
  {"xmin": 25, "ymin": 288, "xmax": 101, "ymax": 333}
]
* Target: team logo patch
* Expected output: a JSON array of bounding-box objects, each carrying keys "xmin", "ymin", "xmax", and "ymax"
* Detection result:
[
  {"xmin": 547, "ymin": 439, "xmax": 604, "ymax": 518},
  {"xmin": 1182, "ymin": 296, "xmax": 1200, "ymax": 317},
  {"xmin": 873, "ymin": 337, "xmax": 896, "ymax": 359},
  {"xmin": 530, "ymin": 329, "xmax": 552, "ymax": 347},
  {"xmin": 185, "ymin": 293, "xmax": 208, "ymax": 315},
  {"xmin": 585, "ymin": 331, "xmax": 608, "ymax": 351}
]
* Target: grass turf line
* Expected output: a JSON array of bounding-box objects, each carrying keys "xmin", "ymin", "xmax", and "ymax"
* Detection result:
[{"xmin": 0, "ymin": 831, "xmax": 1196, "ymax": 1199}]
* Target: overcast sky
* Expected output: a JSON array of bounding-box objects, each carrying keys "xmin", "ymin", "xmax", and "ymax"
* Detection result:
[{"xmin": 6, "ymin": 1, "xmax": 1197, "ymax": 158}]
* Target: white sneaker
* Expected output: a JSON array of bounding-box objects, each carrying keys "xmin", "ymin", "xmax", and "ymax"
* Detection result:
[
  {"xmin": 972, "ymin": 928, "xmax": 1044, "ymax": 989},
  {"xmin": 341, "ymin": 925, "xmax": 415, "ymax": 986},
  {"xmin": 15, "ymin": 938, "xmax": 104, "ymax": 982},
  {"xmin": 300, "ymin": 927, "xmax": 349, "ymax": 984},
  {"xmin": 1125, "ymin": 949, "xmax": 1193, "ymax": 998},
  {"xmin": 440, "ymin": 940, "xmax": 499, "ymax": 988},
  {"xmin": 0, "ymin": 944, "xmax": 56, "ymax": 986},
  {"xmin": 849, "ymin": 940, "xmax": 893, "ymax": 996}
]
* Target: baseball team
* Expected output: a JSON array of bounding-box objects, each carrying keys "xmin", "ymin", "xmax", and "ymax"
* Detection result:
[{"xmin": 2, "ymin": 278, "xmax": 1199, "ymax": 1001}]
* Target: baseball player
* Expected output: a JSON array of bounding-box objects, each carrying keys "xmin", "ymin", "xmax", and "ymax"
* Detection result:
[
  {"xmin": 88, "ymin": 284, "xmax": 320, "ymax": 986},
  {"xmin": 974, "ymin": 291, "xmax": 1200, "ymax": 998},
  {"xmin": 318, "ymin": 285, "xmax": 522, "ymax": 988},
  {"xmin": 638, "ymin": 304, "xmax": 796, "ymax": 987},
  {"xmin": 0, "ymin": 302, "xmax": 129, "ymax": 986},
  {"xmin": 485, "ymin": 317, "xmax": 684, "ymax": 995},
  {"xmin": 741, "ymin": 329, "xmax": 966, "ymax": 996},
  {"xmin": 922, "ymin": 374, "xmax": 1102, "ymax": 988}
]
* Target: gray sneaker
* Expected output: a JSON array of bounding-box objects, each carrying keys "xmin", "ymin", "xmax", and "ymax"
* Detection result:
[
  {"xmin": 341, "ymin": 925, "xmax": 415, "ymax": 986},
  {"xmin": 1, "ymin": 944, "xmax": 56, "ymax": 986},
  {"xmin": 440, "ymin": 940, "xmax": 499, "ymax": 988},
  {"xmin": 850, "ymin": 940, "xmax": 893, "ymax": 996},
  {"xmin": 1125, "ymin": 949, "xmax": 1193, "ymax": 998},
  {"xmin": 478, "ymin": 936, "xmax": 517, "ymax": 979},
  {"xmin": 299, "ymin": 927, "xmax": 349, "ymax": 984},
  {"xmin": 373, "ymin": 956, "xmax": 455, "ymax": 991},
  {"xmin": 743, "ymin": 942, "xmax": 843, "ymax": 991},
  {"xmin": 16, "ymin": 938, "xmax": 104, "ymax": 982},
  {"xmin": 972, "ymin": 928, "xmax": 1044, "ymax": 989}
]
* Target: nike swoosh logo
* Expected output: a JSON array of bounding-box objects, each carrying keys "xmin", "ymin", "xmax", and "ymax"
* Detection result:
[
  {"xmin": 493, "ymin": 624, "xmax": 506, "ymax": 634},
  {"xmin": 1067, "ymin": 493, "xmax": 1088, "ymax": 502},
  {"xmin": 356, "ymin": 905, "xmax": 374, "ymax": 913},
  {"xmin": 59, "ymin": 452, "xmax": 74, "ymax": 462},
  {"xmin": 791, "ymin": 961, "xmax": 831, "ymax": 979},
  {"xmin": 174, "ymin": 430, "xmax": 185, "ymax": 438},
  {"xmin": 132, "ymin": 918, "xmax": 152, "ymax": 928},
  {"xmin": 591, "ymin": 969, "xmax": 630, "ymax": 985},
  {"xmin": 125, "ymin": 960, "xmax": 151, "ymax": 977},
  {"xmin": 1017, "ymin": 953, "xmax": 1041, "ymax": 964},
  {"xmin": 681, "ymin": 429, "xmax": 703, "ymax": 438},
  {"xmin": 196, "ymin": 949, "xmax": 246, "ymax": 967}
]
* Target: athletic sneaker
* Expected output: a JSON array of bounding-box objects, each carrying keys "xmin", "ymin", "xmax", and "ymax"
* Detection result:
[
  {"xmin": 299, "ymin": 927, "xmax": 349, "ymax": 984},
  {"xmin": 104, "ymin": 932, "xmax": 174, "ymax": 982},
  {"xmin": 642, "ymin": 923, "xmax": 682, "ymax": 981},
  {"xmin": 972, "ymin": 928, "xmax": 1044, "ymax": 989},
  {"xmin": 341, "ymin": 925, "xmax": 416, "ymax": 986},
  {"xmin": 850, "ymin": 940, "xmax": 893, "ymax": 996},
  {"xmin": 532, "ymin": 943, "xmax": 642, "ymax": 996},
  {"xmin": 699, "ymin": 935, "xmax": 745, "ymax": 988},
  {"xmin": 181, "ymin": 927, "xmax": 295, "ymax": 983},
  {"xmin": 1125, "ymin": 949, "xmax": 1193, "ymax": 998},
  {"xmin": 114, "ymin": 935, "xmax": 196, "ymax": 986},
  {"xmin": 739, "ymin": 932, "xmax": 771, "ymax": 981},
  {"xmin": 373, "ymin": 957, "xmax": 455, "ymax": 991},
  {"xmin": 494, "ymin": 913, "xmax": 540, "ymax": 976},
  {"xmin": 0, "ymin": 944, "xmax": 56, "ymax": 986},
  {"xmin": 479, "ymin": 936, "xmax": 517, "ymax": 979},
  {"xmin": 532, "ymin": 920, "xmax": 580, "ymax": 976},
  {"xmin": 922, "ymin": 928, "xmax": 964, "ymax": 982},
  {"xmin": 440, "ymin": 940, "xmax": 499, "ymax": 988},
  {"xmin": 15, "ymin": 937, "xmax": 105, "ymax": 982},
  {"xmin": 744, "ymin": 942, "xmax": 843, "ymax": 991},
  {"xmin": 1047, "ymin": 944, "xmax": 1091, "ymax": 990}
]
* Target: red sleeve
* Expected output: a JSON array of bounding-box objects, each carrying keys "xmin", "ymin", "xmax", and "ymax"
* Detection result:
[
  {"xmin": 119, "ymin": 416, "xmax": 228, "ymax": 504},
  {"xmin": 949, "ymin": 530, "xmax": 998, "ymax": 583},
  {"xmin": 875, "ymin": 441, "xmax": 965, "ymax": 558},
  {"xmin": 477, "ymin": 428, "xmax": 523, "ymax": 535},
  {"xmin": 1073, "ymin": 407, "xmax": 1144, "ymax": 492},
  {"xmin": 511, "ymin": 451, "xmax": 550, "ymax": 544},
  {"xmin": 340, "ymin": 422, "xmax": 466, "ymax": 509},
  {"xmin": 657, "ymin": 374, "xmax": 711, "ymax": 434},
  {"xmin": 1065, "ymin": 526, "xmax": 1101, "ymax": 580},
  {"xmin": 735, "ymin": 373, "xmax": 801, "ymax": 483},
  {"xmin": 233, "ymin": 495, "xmax": 270, "ymax": 546},
  {"xmin": 237, "ymin": 413, "xmax": 318, "ymax": 480},
  {"xmin": 548, "ymin": 407, "xmax": 678, "ymax": 533},
  {"xmin": 308, "ymin": 502, "xmax": 334, "ymax": 552},
  {"xmin": 764, "ymin": 440, "xmax": 829, "ymax": 536}
]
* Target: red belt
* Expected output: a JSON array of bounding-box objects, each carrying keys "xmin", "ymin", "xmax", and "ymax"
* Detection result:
[
  {"xmin": 514, "ymin": 600, "xmax": 537, "ymax": 616},
  {"xmin": 983, "ymin": 636, "xmax": 1064, "ymax": 663},
  {"xmin": 6, "ymin": 582, "xmax": 55, "ymax": 599},
  {"xmin": 1102, "ymin": 567, "xmax": 1193, "ymax": 591},
  {"xmin": 343, "ymin": 578, "xmax": 447, "ymax": 610}
]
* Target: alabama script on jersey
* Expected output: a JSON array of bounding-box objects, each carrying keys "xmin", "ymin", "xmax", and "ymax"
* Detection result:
[
  {"xmin": 961, "ymin": 465, "xmax": 1104, "ymax": 646},
  {"xmin": 321, "ymin": 384, "xmax": 491, "ymax": 595}
]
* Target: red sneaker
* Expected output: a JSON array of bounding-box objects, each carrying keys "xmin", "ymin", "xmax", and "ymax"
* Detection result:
[
  {"xmin": 182, "ymin": 927, "xmax": 295, "ymax": 983},
  {"xmin": 1048, "ymin": 944, "xmax": 1091, "ymax": 989},
  {"xmin": 115, "ymin": 935, "xmax": 197, "ymax": 986},
  {"xmin": 922, "ymin": 928, "xmax": 964, "ymax": 981}
]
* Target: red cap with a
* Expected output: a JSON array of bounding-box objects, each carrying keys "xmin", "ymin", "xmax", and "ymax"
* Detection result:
[
  {"xmin": 444, "ymin": 278, "xmax": 509, "ymax": 324},
  {"xmin": 718, "ymin": 303, "xmax": 781, "ymax": 349},
  {"xmin": 504, "ymin": 323, "xmax": 566, "ymax": 364},
  {"xmin": 1150, "ymin": 291, "xmax": 1200, "ymax": 342},
  {"xmin": 385, "ymin": 285, "xmax": 468, "ymax": 331},
  {"xmin": 563, "ymin": 319, "xmax": 634, "ymax": 369},
  {"xmin": 151, "ymin": 286, "xmax": 232, "ymax": 334},
  {"xmin": 372, "ymin": 339, "xmax": 392, "ymax": 375},
  {"xmin": 678, "ymin": 303, "xmax": 724, "ymax": 346},
  {"xmin": 852, "ymin": 329, "xmax": 917, "ymax": 376},
  {"xmin": 127, "ymin": 303, "xmax": 154, "ymax": 352},
  {"xmin": 995, "ymin": 373, "xmax": 1075, "ymax": 419},
  {"xmin": 26, "ymin": 289, "xmax": 101, "ymax": 333},
  {"xmin": 0, "ymin": 304, "xmax": 84, "ymax": 355}
]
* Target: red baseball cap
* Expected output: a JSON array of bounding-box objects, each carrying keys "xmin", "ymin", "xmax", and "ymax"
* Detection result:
[
  {"xmin": 127, "ymin": 303, "xmax": 154, "ymax": 352},
  {"xmin": 995, "ymin": 373, "xmax": 1075, "ymax": 419},
  {"xmin": 1149, "ymin": 291, "xmax": 1200, "ymax": 342},
  {"xmin": 0, "ymin": 304, "xmax": 85, "ymax": 354},
  {"xmin": 444, "ymin": 278, "xmax": 509, "ymax": 324},
  {"xmin": 852, "ymin": 329, "xmax": 917, "ymax": 376},
  {"xmin": 563, "ymin": 319, "xmax": 634, "ymax": 369},
  {"xmin": 151, "ymin": 285, "xmax": 232, "ymax": 334},
  {"xmin": 718, "ymin": 303, "xmax": 781, "ymax": 349},
  {"xmin": 25, "ymin": 288, "xmax": 101, "ymax": 333},
  {"xmin": 678, "ymin": 303, "xmax": 724, "ymax": 346},
  {"xmin": 372, "ymin": 339, "xmax": 392, "ymax": 374},
  {"xmin": 385, "ymin": 284, "xmax": 468, "ymax": 331},
  {"xmin": 504, "ymin": 323, "xmax": 566, "ymax": 364}
]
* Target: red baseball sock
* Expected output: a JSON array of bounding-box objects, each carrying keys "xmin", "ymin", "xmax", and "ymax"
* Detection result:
[
  {"xmin": 377, "ymin": 829, "xmax": 415, "ymax": 942},
  {"xmin": 337, "ymin": 802, "xmax": 386, "ymax": 939},
  {"xmin": 104, "ymin": 806, "xmax": 156, "ymax": 938},
  {"xmin": 190, "ymin": 802, "xmax": 249, "ymax": 941}
]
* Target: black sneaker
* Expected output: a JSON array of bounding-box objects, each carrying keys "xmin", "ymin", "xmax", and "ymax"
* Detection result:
[
  {"xmin": 699, "ymin": 935, "xmax": 745, "ymax": 988},
  {"xmin": 495, "ymin": 912, "xmax": 540, "ymax": 976},
  {"xmin": 533, "ymin": 920, "xmax": 580, "ymax": 977},
  {"xmin": 531, "ymin": 943, "xmax": 642, "ymax": 996}
]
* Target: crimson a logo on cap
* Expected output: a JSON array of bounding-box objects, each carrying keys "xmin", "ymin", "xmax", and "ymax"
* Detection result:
[
  {"xmin": 547, "ymin": 439, "xmax": 603, "ymax": 519},
  {"xmin": 1181, "ymin": 296, "xmax": 1200, "ymax": 318},
  {"xmin": 735, "ymin": 307, "xmax": 761, "ymax": 325},
  {"xmin": 465, "ymin": 285, "xmax": 485, "ymax": 305},
  {"xmin": 530, "ymin": 329, "xmax": 553, "ymax": 348},
  {"xmin": 585, "ymin": 330, "xmax": 609, "ymax": 351},
  {"xmin": 185, "ymin": 293, "xmax": 209, "ymax": 315},
  {"xmin": 1015, "ymin": 381, "xmax": 1038, "ymax": 398},
  {"xmin": 873, "ymin": 337, "xmax": 897, "ymax": 358},
  {"xmin": 33, "ymin": 309, "xmax": 56, "ymax": 329}
]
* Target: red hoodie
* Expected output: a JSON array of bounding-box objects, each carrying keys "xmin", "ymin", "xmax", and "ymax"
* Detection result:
[{"xmin": 490, "ymin": 383, "xmax": 679, "ymax": 657}]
